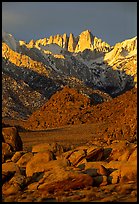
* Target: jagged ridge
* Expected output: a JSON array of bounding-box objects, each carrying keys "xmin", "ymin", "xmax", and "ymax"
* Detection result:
[
  {"xmin": 2, "ymin": 30, "xmax": 137, "ymax": 119},
  {"xmin": 19, "ymin": 30, "xmax": 111, "ymax": 53}
]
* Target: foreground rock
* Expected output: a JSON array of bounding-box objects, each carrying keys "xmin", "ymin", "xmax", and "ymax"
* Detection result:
[
  {"xmin": 2, "ymin": 126, "xmax": 23, "ymax": 163},
  {"xmin": 2, "ymin": 135, "xmax": 137, "ymax": 202},
  {"xmin": 2, "ymin": 127, "xmax": 23, "ymax": 152},
  {"xmin": 32, "ymin": 142, "xmax": 65, "ymax": 156}
]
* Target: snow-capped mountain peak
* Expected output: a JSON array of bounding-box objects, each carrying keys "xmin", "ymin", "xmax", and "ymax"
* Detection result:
[{"xmin": 2, "ymin": 30, "xmax": 137, "ymax": 119}]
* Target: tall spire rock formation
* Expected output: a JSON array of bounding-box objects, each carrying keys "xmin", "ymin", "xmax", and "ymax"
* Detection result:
[
  {"xmin": 68, "ymin": 33, "xmax": 77, "ymax": 52},
  {"xmin": 75, "ymin": 30, "xmax": 94, "ymax": 52},
  {"xmin": 62, "ymin": 33, "xmax": 68, "ymax": 49}
]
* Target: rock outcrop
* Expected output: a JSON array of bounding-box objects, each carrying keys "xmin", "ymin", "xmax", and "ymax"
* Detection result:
[
  {"xmin": 75, "ymin": 30, "xmax": 94, "ymax": 52},
  {"xmin": 68, "ymin": 33, "xmax": 77, "ymax": 52},
  {"xmin": 20, "ymin": 29, "xmax": 111, "ymax": 53},
  {"xmin": 2, "ymin": 130, "xmax": 137, "ymax": 202},
  {"xmin": 74, "ymin": 30, "xmax": 111, "ymax": 53},
  {"xmin": 2, "ymin": 127, "xmax": 23, "ymax": 152},
  {"xmin": 2, "ymin": 126, "xmax": 23, "ymax": 163}
]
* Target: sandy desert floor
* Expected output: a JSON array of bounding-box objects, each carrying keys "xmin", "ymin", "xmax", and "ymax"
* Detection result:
[{"xmin": 20, "ymin": 123, "xmax": 107, "ymax": 150}]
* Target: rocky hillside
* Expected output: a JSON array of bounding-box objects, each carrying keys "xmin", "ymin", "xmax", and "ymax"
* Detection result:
[
  {"xmin": 24, "ymin": 86, "xmax": 137, "ymax": 142},
  {"xmin": 2, "ymin": 30, "xmax": 137, "ymax": 119}
]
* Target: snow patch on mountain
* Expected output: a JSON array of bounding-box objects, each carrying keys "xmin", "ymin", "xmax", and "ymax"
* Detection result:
[
  {"xmin": 104, "ymin": 36, "xmax": 137, "ymax": 66},
  {"xmin": 39, "ymin": 43, "xmax": 66, "ymax": 55}
]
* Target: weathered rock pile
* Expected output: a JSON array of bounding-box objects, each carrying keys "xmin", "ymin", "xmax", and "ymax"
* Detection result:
[
  {"xmin": 2, "ymin": 127, "xmax": 137, "ymax": 202},
  {"xmin": 24, "ymin": 86, "xmax": 137, "ymax": 142},
  {"xmin": 25, "ymin": 86, "xmax": 92, "ymax": 129}
]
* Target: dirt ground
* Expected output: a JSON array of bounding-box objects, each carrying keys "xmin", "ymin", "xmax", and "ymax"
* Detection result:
[
  {"xmin": 2, "ymin": 118, "xmax": 136, "ymax": 152},
  {"xmin": 20, "ymin": 123, "xmax": 108, "ymax": 150},
  {"xmin": 2, "ymin": 119, "xmax": 106, "ymax": 150}
]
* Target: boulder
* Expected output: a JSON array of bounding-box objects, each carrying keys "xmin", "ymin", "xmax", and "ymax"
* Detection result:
[
  {"xmin": 106, "ymin": 141, "xmax": 135, "ymax": 162},
  {"xmin": 28, "ymin": 182, "xmax": 39, "ymax": 190},
  {"xmin": 2, "ymin": 127, "xmax": 23, "ymax": 151},
  {"xmin": 68, "ymin": 149, "xmax": 86, "ymax": 166},
  {"xmin": 2, "ymin": 171, "xmax": 15, "ymax": 184},
  {"xmin": 76, "ymin": 158, "xmax": 87, "ymax": 167},
  {"xmin": 86, "ymin": 146, "xmax": 104, "ymax": 161},
  {"xmin": 84, "ymin": 161, "xmax": 108, "ymax": 170},
  {"xmin": 108, "ymin": 169, "xmax": 120, "ymax": 184},
  {"xmin": 2, "ymin": 182, "xmax": 21, "ymax": 195},
  {"xmin": 26, "ymin": 151, "xmax": 56, "ymax": 177},
  {"xmin": 120, "ymin": 161, "xmax": 137, "ymax": 182},
  {"xmin": 83, "ymin": 168, "xmax": 98, "ymax": 177},
  {"xmin": 56, "ymin": 149, "xmax": 76, "ymax": 160},
  {"xmin": 32, "ymin": 142, "xmax": 64, "ymax": 156},
  {"xmin": 26, "ymin": 171, "xmax": 45, "ymax": 190},
  {"xmin": 97, "ymin": 165, "xmax": 109, "ymax": 176},
  {"xmin": 117, "ymin": 149, "xmax": 132, "ymax": 161},
  {"xmin": 38, "ymin": 173, "xmax": 93, "ymax": 192},
  {"xmin": 11, "ymin": 151, "xmax": 25, "ymax": 163},
  {"xmin": 103, "ymin": 147, "xmax": 112, "ymax": 160},
  {"xmin": 93, "ymin": 175, "xmax": 108, "ymax": 186},
  {"xmin": 9, "ymin": 173, "xmax": 26, "ymax": 188},
  {"xmin": 16, "ymin": 152, "xmax": 33, "ymax": 168},
  {"xmin": 105, "ymin": 160, "xmax": 126, "ymax": 169},
  {"xmin": 2, "ymin": 142, "xmax": 13, "ymax": 162},
  {"xmin": 105, "ymin": 160, "xmax": 137, "ymax": 182},
  {"xmin": 128, "ymin": 149, "xmax": 137, "ymax": 162},
  {"xmin": 2, "ymin": 162, "xmax": 20, "ymax": 174},
  {"xmin": 27, "ymin": 159, "xmax": 71, "ymax": 186}
]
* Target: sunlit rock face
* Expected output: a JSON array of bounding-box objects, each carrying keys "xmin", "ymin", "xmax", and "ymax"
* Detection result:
[
  {"xmin": 2, "ymin": 29, "xmax": 137, "ymax": 119},
  {"xmin": 18, "ymin": 30, "xmax": 111, "ymax": 54},
  {"xmin": 104, "ymin": 36, "xmax": 137, "ymax": 66},
  {"xmin": 74, "ymin": 30, "xmax": 111, "ymax": 53},
  {"xmin": 74, "ymin": 30, "xmax": 94, "ymax": 52},
  {"xmin": 104, "ymin": 36, "xmax": 137, "ymax": 87}
]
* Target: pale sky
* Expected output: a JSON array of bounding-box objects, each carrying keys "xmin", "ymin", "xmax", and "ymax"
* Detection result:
[{"xmin": 2, "ymin": 2, "xmax": 137, "ymax": 46}]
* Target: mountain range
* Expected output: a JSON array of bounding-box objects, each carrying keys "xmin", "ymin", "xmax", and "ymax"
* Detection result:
[{"xmin": 2, "ymin": 30, "xmax": 137, "ymax": 119}]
